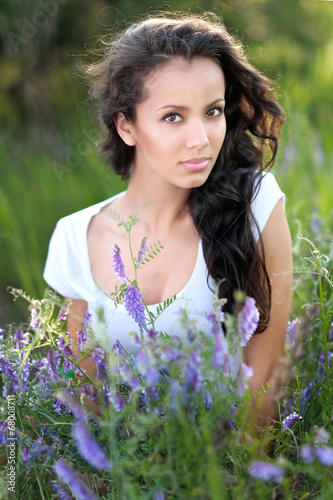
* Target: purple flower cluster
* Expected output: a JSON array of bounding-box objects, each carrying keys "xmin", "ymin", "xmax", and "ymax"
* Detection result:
[
  {"xmin": 53, "ymin": 459, "xmax": 98, "ymax": 500},
  {"xmin": 137, "ymin": 237, "xmax": 148, "ymax": 263},
  {"xmin": 124, "ymin": 284, "xmax": 148, "ymax": 333},
  {"xmin": 111, "ymin": 244, "xmax": 127, "ymax": 280},
  {"xmin": 300, "ymin": 350, "xmax": 333, "ymax": 412},
  {"xmin": 77, "ymin": 310, "xmax": 92, "ymax": 351},
  {"xmin": 286, "ymin": 319, "xmax": 300, "ymax": 347},
  {"xmin": 213, "ymin": 330, "xmax": 229, "ymax": 372},
  {"xmin": 57, "ymin": 333, "xmax": 77, "ymax": 374},
  {"xmin": 0, "ymin": 422, "xmax": 7, "ymax": 444},
  {"xmin": 282, "ymin": 411, "xmax": 304, "ymax": 431},
  {"xmin": 237, "ymin": 362, "xmax": 253, "ymax": 395},
  {"xmin": 238, "ymin": 297, "xmax": 260, "ymax": 347},
  {"xmin": 185, "ymin": 350, "xmax": 202, "ymax": 393},
  {"xmin": 249, "ymin": 460, "xmax": 285, "ymax": 483},
  {"xmin": 30, "ymin": 300, "xmax": 42, "ymax": 331},
  {"xmin": 72, "ymin": 421, "xmax": 111, "ymax": 470},
  {"xmin": 301, "ymin": 445, "xmax": 333, "ymax": 466},
  {"xmin": 52, "ymin": 482, "xmax": 72, "ymax": 500},
  {"xmin": 90, "ymin": 347, "xmax": 108, "ymax": 381}
]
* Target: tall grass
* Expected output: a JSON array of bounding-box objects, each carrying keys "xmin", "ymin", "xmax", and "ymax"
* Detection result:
[{"xmin": 0, "ymin": 125, "xmax": 124, "ymax": 323}]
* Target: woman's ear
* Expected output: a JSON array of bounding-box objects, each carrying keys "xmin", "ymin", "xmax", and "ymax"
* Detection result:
[{"xmin": 113, "ymin": 113, "xmax": 136, "ymax": 146}]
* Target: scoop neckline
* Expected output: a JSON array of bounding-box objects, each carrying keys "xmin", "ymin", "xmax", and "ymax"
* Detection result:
[{"xmin": 83, "ymin": 192, "xmax": 203, "ymax": 308}]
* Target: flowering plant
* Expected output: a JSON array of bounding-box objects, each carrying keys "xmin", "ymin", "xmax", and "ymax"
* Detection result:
[{"xmin": 0, "ymin": 220, "xmax": 333, "ymax": 498}]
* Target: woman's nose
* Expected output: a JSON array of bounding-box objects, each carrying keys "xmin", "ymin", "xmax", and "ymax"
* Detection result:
[{"xmin": 185, "ymin": 119, "xmax": 209, "ymax": 149}]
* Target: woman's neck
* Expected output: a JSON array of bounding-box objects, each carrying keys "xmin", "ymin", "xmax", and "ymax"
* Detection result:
[{"xmin": 115, "ymin": 177, "xmax": 192, "ymax": 236}]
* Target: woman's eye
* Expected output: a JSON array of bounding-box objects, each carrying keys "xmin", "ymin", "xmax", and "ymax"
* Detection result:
[
  {"xmin": 163, "ymin": 113, "xmax": 182, "ymax": 123},
  {"xmin": 206, "ymin": 106, "xmax": 224, "ymax": 117}
]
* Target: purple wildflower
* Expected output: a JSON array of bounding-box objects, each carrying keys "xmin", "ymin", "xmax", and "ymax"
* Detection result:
[
  {"xmin": 124, "ymin": 284, "xmax": 148, "ymax": 333},
  {"xmin": 146, "ymin": 367, "xmax": 160, "ymax": 386},
  {"xmin": 301, "ymin": 445, "xmax": 315, "ymax": 463},
  {"xmin": 137, "ymin": 237, "xmax": 148, "ymax": 263},
  {"xmin": 30, "ymin": 300, "xmax": 42, "ymax": 331},
  {"xmin": 0, "ymin": 353, "xmax": 16, "ymax": 382},
  {"xmin": 202, "ymin": 389, "xmax": 213, "ymax": 409},
  {"xmin": 72, "ymin": 421, "xmax": 111, "ymax": 470},
  {"xmin": 153, "ymin": 491, "xmax": 165, "ymax": 500},
  {"xmin": 315, "ymin": 427, "xmax": 330, "ymax": 444},
  {"xmin": 0, "ymin": 422, "xmax": 7, "ymax": 444},
  {"xmin": 206, "ymin": 304, "xmax": 224, "ymax": 336},
  {"xmin": 137, "ymin": 349, "xmax": 148, "ymax": 373},
  {"xmin": 57, "ymin": 334, "xmax": 76, "ymax": 373},
  {"xmin": 110, "ymin": 390, "xmax": 126, "ymax": 412},
  {"xmin": 213, "ymin": 330, "xmax": 229, "ymax": 373},
  {"xmin": 0, "ymin": 328, "xmax": 5, "ymax": 341},
  {"xmin": 111, "ymin": 244, "xmax": 127, "ymax": 280},
  {"xmin": 80, "ymin": 384, "xmax": 98, "ymax": 401},
  {"xmin": 282, "ymin": 411, "xmax": 304, "ymax": 430},
  {"xmin": 237, "ymin": 362, "xmax": 253, "ymax": 395},
  {"xmin": 47, "ymin": 349, "xmax": 60, "ymax": 376},
  {"xmin": 148, "ymin": 328, "xmax": 158, "ymax": 341},
  {"xmin": 119, "ymin": 363, "xmax": 140, "ymax": 390},
  {"xmin": 159, "ymin": 346, "xmax": 182, "ymax": 363},
  {"xmin": 185, "ymin": 350, "xmax": 202, "ymax": 393},
  {"xmin": 55, "ymin": 392, "xmax": 86, "ymax": 420},
  {"xmin": 57, "ymin": 304, "xmax": 69, "ymax": 325},
  {"xmin": 300, "ymin": 381, "xmax": 313, "ymax": 412},
  {"xmin": 14, "ymin": 328, "xmax": 27, "ymax": 350},
  {"xmin": 315, "ymin": 350, "xmax": 333, "ymax": 383},
  {"xmin": 52, "ymin": 482, "xmax": 72, "ymax": 500},
  {"xmin": 315, "ymin": 447, "xmax": 333, "ymax": 466},
  {"xmin": 77, "ymin": 310, "xmax": 92, "ymax": 351},
  {"xmin": 21, "ymin": 357, "xmax": 30, "ymax": 384},
  {"xmin": 90, "ymin": 347, "xmax": 108, "ymax": 381},
  {"xmin": 310, "ymin": 216, "xmax": 321, "ymax": 234},
  {"xmin": 170, "ymin": 379, "xmax": 182, "ymax": 412},
  {"xmin": 22, "ymin": 446, "xmax": 31, "ymax": 461},
  {"xmin": 286, "ymin": 319, "xmax": 300, "ymax": 347},
  {"xmin": 53, "ymin": 459, "xmax": 98, "ymax": 500},
  {"xmin": 141, "ymin": 387, "xmax": 152, "ymax": 412},
  {"xmin": 149, "ymin": 386, "xmax": 159, "ymax": 400},
  {"xmin": 249, "ymin": 461, "xmax": 285, "ymax": 483},
  {"xmin": 112, "ymin": 339, "xmax": 125, "ymax": 357},
  {"xmin": 238, "ymin": 297, "xmax": 260, "ymax": 347}
]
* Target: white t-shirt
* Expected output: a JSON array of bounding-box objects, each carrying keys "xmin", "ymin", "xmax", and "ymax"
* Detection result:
[{"xmin": 43, "ymin": 172, "xmax": 285, "ymax": 354}]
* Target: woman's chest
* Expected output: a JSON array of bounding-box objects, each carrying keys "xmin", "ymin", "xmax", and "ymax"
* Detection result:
[{"xmin": 87, "ymin": 215, "xmax": 200, "ymax": 305}]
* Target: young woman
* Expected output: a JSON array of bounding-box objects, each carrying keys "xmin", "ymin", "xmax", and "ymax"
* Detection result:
[{"xmin": 44, "ymin": 14, "xmax": 292, "ymax": 428}]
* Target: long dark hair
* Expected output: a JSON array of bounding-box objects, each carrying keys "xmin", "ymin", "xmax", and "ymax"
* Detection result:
[{"xmin": 86, "ymin": 13, "xmax": 285, "ymax": 332}]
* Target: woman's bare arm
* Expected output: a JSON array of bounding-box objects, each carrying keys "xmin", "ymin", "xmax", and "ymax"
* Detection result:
[{"xmin": 244, "ymin": 198, "xmax": 293, "ymax": 433}]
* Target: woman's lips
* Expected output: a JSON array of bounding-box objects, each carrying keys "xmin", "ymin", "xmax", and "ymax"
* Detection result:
[{"xmin": 180, "ymin": 157, "xmax": 210, "ymax": 171}]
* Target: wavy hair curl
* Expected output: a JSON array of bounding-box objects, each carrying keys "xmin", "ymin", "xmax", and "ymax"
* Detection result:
[{"xmin": 86, "ymin": 13, "xmax": 285, "ymax": 331}]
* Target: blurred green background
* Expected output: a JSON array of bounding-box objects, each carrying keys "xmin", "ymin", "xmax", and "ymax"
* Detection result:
[{"xmin": 1, "ymin": 0, "xmax": 333, "ymax": 324}]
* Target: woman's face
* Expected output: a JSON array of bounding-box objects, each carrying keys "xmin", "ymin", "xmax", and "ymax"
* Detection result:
[{"xmin": 121, "ymin": 57, "xmax": 227, "ymax": 190}]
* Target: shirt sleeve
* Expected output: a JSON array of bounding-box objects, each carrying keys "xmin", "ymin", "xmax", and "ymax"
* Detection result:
[
  {"xmin": 251, "ymin": 172, "xmax": 285, "ymax": 241},
  {"xmin": 43, "ymin": 218, "xmax": 87, "ymax": 300}
]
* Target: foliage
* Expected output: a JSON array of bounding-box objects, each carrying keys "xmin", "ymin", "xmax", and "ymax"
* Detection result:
[
  {"xmin": 1, "ymin": 0, "xmax": 333, "ymax": 323},
  {"xmin": 1, "ymin": 213, "xmax": 333, "ymax": 499}
]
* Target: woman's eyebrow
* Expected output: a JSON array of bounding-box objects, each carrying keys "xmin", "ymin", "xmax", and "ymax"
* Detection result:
[{"xmin": 156, "ymin": 97, "xmax": 225, "ymax": 112}]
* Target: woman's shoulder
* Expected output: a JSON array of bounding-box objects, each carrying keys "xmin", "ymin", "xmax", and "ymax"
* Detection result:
[
  {"xmin": 251, "ymin": 171, "xmax": 285, "ymax": 239},
  {"xmin": 54, "ymin": 191, "xmax": 125, "ymax": 237}
]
